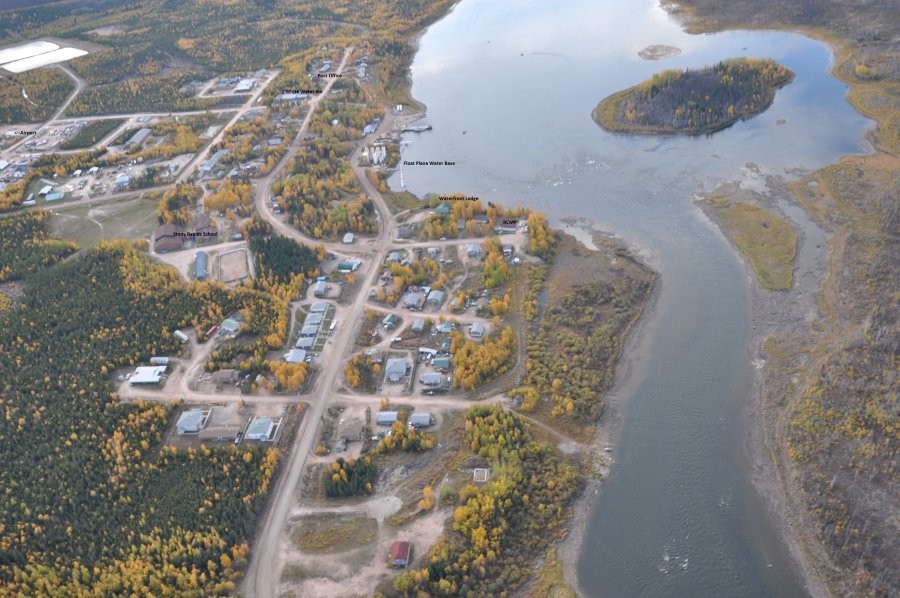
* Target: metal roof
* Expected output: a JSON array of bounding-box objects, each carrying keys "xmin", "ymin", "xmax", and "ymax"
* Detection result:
[
  {"xmin": 129, "ymin": 365, "xmax": 167, "ymax": 384},
  {"xmin": 176, "ymin": 410, "xmax": 206, "ymax": 433},
  {"xmin": 245, "ymin": 417, "xmax": 274, "ymax": 441}
]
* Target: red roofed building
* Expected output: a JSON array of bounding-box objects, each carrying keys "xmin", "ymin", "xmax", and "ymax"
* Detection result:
[
  {"xmin": 154, "ymin": 223, "xmax": 184, "ymax": 253},
  {"xmin": 389, "ymin": 540, "xmax": 411, "ymax": 568}
]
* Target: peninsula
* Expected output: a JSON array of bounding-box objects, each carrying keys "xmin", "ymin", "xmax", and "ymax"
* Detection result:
[{"xmin": 593, "ymin": 57, "xmax": 794, "ymax": 135}]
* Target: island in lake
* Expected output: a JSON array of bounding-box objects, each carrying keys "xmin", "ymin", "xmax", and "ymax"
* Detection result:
[{"xmin": 593, "ymin": 57, "xmax": 794, "ymax": 135}]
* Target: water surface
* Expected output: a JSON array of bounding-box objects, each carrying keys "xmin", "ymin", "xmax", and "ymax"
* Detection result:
[{"xmin": 390, "ymin": 0, "xmax": 870, "ymax": 595}]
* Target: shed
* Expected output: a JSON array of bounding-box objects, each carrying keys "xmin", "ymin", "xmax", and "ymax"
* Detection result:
[
  {"xmin": 313, "ymin": 280, "xmax": 327, "ymax": 297},
  {"xmin": 387, "ymin": 251, "xmax": 402, "ymax": 263},
  {"xmin": 72, "ymin": 169, "xmax": 82, "ymax": 177},
  {"xmin": 409, "ymin": 413, "xmax": 434, "ymax": 428},
  {"xmin": 44, "ymin": 192, "xmax": 64, "ymax": 202},
  {"xmin": 389, "ymin": 541, "xmax": 411, "ymax": 568},
  {"xmin": 310, "ymin": 301, "xmax": 329, "ymax": 313},
  {"xmin": 418, "ymin": 372, "xmax": 444, "ymax": 387},
  {"xmin": 469, "ymin": 322, "xmax": 485, "ymax": 338},
  {"xmin": 375, "ymin": 411, "xmax": 399, "ymax": 426},
  {"xmin": 114, "ymin": 174, "xmax": 132, "ymax": 189},
  {"xmin": 466, "ymin": 243, "xmax": 482, "ymax": 258},
  {"xmin": 38, "ymin": 185, "xmax": 52, "ymax": 196},
  {"xmin": 411, "ymin": 318, "xmax": 425, "ymax": 333},
  {"xmin": 149, "ymin": 356, "xmax": 170, "ymax": 365},
  {"xmin": 343, "ymin": 232, "xmax": 354, "ymax": 244},
  {"xmin": 295, "ymin": 336, "xmax": 314, "ymax": 349},
  {"xmin": 176, "ymin": 409, "xmax": 207, "ymax": 435},
  {"xmin": 433, "ymin": 356, "xmax": 451, "ymax": 371},
  {"xmin": 385, "ymin": 358, "xmax": 410, "ymax": 383}
]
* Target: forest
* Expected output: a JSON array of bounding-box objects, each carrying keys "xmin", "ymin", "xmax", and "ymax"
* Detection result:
[
  {"xmin": 0, "ymin": 235, "xmax": 279, "ymax": 594},
  {"xmin": 248, "ymin": 234, "xmax": 324, "ymax": 285},
  {"xmin": 0, "ymin": 210, "xmax": 77, "ymax": 282},
  {"xmin": 0, "ymin": 67, "xmax": 74, "ymax": 124},
  {"xmin": 0, "ymin": 0, "xmax": 454, "ymax": 119},
  {"xmin": 391, "ymin": 405, "xmax": 581, "ymax": 595},
  {"xmin": 593, "ymin": 57, "xmax": 795, "ymax": 135},
  {"xmin": 450, "ymin": 326, "xmax": 517, "ymax": 390},
  {"xmin": 513, "ymin": 277, "xmax": 653, "ymax": 422}
]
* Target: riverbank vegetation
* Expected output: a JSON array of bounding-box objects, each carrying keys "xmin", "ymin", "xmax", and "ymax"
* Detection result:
[
  {"xmin": 512, "ymin": 234, "xmax": 655, "ymax": 440},
  {"xmin": 593, "ymin": 57, "xmax": 794, "ymax": 135},
  {"xmin": 703, "ymin": 196, "xmax": 798, "ymax": 290},
  {"xmin": 668, "ymin": 1, "xmax": 899, "ymax": 594},
  {"xmin": 391, "ymin": 405, "xmax": 581, "ymax": 596}
]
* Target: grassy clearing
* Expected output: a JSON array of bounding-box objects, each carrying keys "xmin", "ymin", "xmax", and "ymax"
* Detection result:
[
  {"xmin": 49, "ymin": 197, "xmax": 158, "ymax": 248},
  {"xmin": 59, "ymin": 119, "xmax": 125, "ymax": 150},
  {"xmin": 705, "ymin": 197, "xmax": 797, "ymax": 290},
  {"xmin": 526, "ymin": 548, "xmax": 577, "ymax": 598},
  {"xmin": 383, "ymin": 190, "xmax": 423, "ymax": 213},
  {"xmin": 291, "ymin": 512, "xmax": 378, "ymax": 553}
]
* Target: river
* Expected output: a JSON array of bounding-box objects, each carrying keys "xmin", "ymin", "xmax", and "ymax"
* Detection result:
[{"xmin": 388, "ymin": 0, "xmax": 871, "ymax": 595}]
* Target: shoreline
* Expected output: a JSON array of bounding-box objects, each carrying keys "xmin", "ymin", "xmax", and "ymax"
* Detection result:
[
  {"xmin": 555, "ymin": 218, "xmax": 663, "ymax": 597},
  {"xmin": 695, "ymin": 187, "xmax": 835, "ymax": 597}
]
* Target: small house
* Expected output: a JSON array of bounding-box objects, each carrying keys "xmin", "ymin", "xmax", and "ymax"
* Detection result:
[
  {"xmin": 343, "ymin": 232, "xmax": 354, "ymax": 244},
  {"xmin": 176, "ymin": 409, "xmax": 208, "ymax": 435},
  {"xmin": 385, "ymin": 358, "xmax": 410, "ymax": 383},
  {"xmin": 389, "ymin": 541, "xmax": 411, "ymax": 568},
  {"xmin": 418, "ymin": 372, "xmax": 444, "ymax": 387},
  {"xmin": 411, "ymin": 318, "xmax": 425, "ymax": 333},
  {"xmin": 426, "ymin": 290, "xmax": 445, "ymax": 307},
  {"xmin": 310, "ymin": 301, "xmax": 329, "ymax": 313},
  {"xmin": 469, "ymin": 322, "xmax": 485, "ymax": 338},
  {"xmin": 313, "ymin": 280, "xmax": 327, "ymax": 297},
  {"xmin": 402, "ymin": 292, "xmax": 425, "ymax": 311},
  {"xmin": 434, "ymin": 203, "xmax": 451, "ymax": 215}
]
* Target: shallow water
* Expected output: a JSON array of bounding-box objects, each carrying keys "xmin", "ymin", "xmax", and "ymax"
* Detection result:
[{"xmin": 390, "ymin": 0, "xmax": 870, "ymax": 594}]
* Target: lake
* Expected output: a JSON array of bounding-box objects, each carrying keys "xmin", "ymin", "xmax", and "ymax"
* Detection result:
[{"xmin": 389, "ymin": 0, "xmax": 871, "ymax": 595}]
